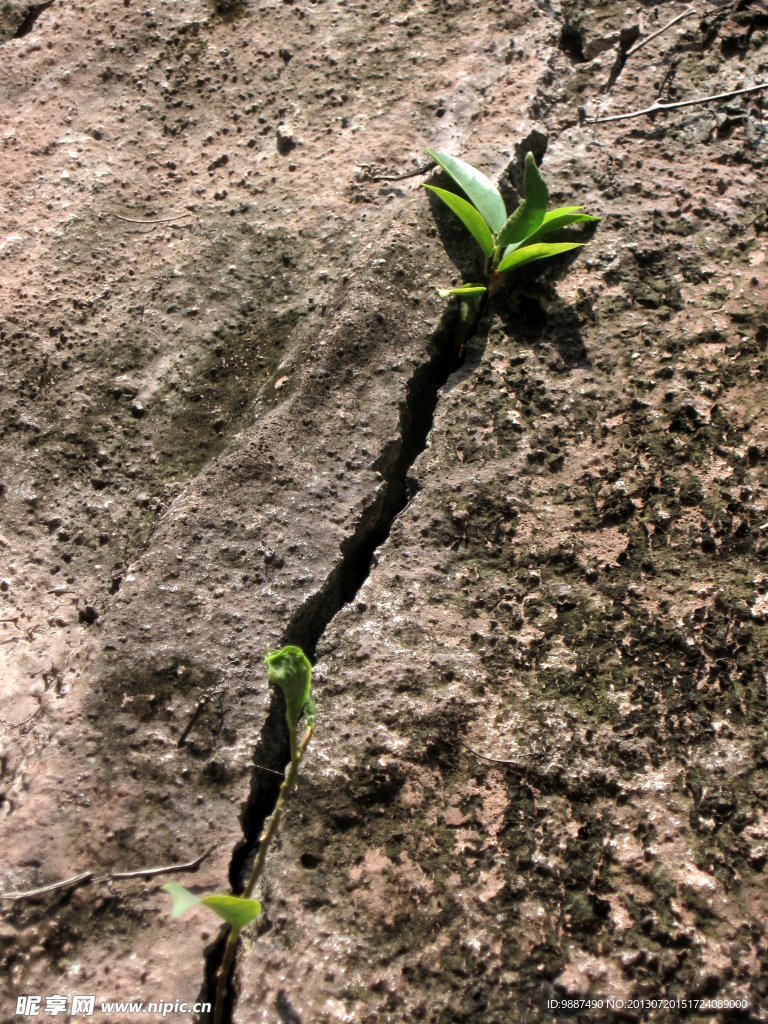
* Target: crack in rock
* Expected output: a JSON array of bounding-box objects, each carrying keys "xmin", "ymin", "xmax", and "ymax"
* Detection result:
[{"xmin": 198, "ymin": 304, "xmax": 466, "ymax": 1022}]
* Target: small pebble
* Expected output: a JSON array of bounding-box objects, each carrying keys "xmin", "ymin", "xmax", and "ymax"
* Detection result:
[{"xmin": 276, "ymin": 125, "xmax": 295, "ymax": 154}]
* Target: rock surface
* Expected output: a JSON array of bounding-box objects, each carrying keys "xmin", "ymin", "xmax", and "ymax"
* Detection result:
[{"xmin": 2, "ymin": 0, "xmax": 768, "ymax": 1021}]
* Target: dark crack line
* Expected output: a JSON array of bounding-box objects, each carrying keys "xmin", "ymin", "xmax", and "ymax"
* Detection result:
[{"xmin": 196, "ymin": 303, "xmax": 466, "ymax": 1023}]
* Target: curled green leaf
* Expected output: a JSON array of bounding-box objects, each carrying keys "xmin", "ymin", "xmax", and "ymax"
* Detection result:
[
  {"xmin": 496, "ymin": 241, "xmax": 585, "ymax": 274},
  {"xmin": 423, "ymin": 185, "xmax": 495, "ymax": 258},
  {"xmin": 265, "ymin": 645, "xmax": 312, "ymax": 735},
  {"xmin": 426, "ymin": 149, "xmax": 507, "ymax": 234}
]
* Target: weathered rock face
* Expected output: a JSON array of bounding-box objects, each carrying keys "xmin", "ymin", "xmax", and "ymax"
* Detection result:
[{"xmin": 3, "ymin": 0, "xmax": 768, "ymax": 1020}]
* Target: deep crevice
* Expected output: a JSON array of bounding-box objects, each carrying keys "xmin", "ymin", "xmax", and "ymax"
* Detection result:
[
  {"xmin": 559, "ymin": 22, "xmax": 586, "ymax": 63},
  {"xmin": 197, "ymin": 303, "xmax": 466, "ymax": 1023},
  {"xmin": 13, "ymin": 0, "xmax": 54, "ymax": 38}
]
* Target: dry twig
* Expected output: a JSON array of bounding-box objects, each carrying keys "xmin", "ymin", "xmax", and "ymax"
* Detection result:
[
  {"xmin": 0, "ymin": 844, "xmax": 217, "ymax": 902},
  {"xmin": 105, "ymin": 842, "xmax": 217, "ymax": 881},
  {"xmin": 0, "ymin": 872, "xmax": 94, "ymax": 902},
  {"xmin": 108, "ymin": 213, "xmax": 195, "ymax": 225},
  {"xmin": 625, "ymin": 6, "xmax": 697, "ymax": 57},
  {"xmin": 355, "ymin": 161, "xmax": 435, "ymax": 183},
  {"xmin": 462, "ymin": 742, "xmax": 523, "ymax": 767},
  {"xmin": 588, "ymin": 82, "xmax": 768, "ymax": 124},
  {"xmin": 177, "ymin": 684, "xmax": 223, "ymax": 747}
]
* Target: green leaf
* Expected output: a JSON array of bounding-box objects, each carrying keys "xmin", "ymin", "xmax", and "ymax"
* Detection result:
[
  {"xmin": 200, "ymin": 894, "xmax": 262, "ymax": 929},
  {"xmin": 161, "ymin": 882, "xmax": 203, "ymax": 919},
  {"xmin": 542, "ymin": 205, "xmax": 585, "ymax": 221},
  {"xmin": 522, "ymin": 151, "xmax": 548, "ymax": 218},
  {"xmin": 302, "ymin": 692, "xmax": 317, "ymax": 729},
  {"xmin": 437, "ymin": 285, "xmax": 487, "ymax": 297},
  {"xmin": 497, "ymin": 242, "xmax": 585, "ymax": 274},
  {"xmin": 525, "ymin": 212, "xmax": 600, "ymax": 246},
  {"xmin": 423, "ymin": 185, "xmax": 494, "ymax": 258},
  {"xmin": 496, "ymin": 153, "xmax": 549, "ymax": 252},
  {"xmin": 426, "ymin": 150, "xmax": 506, "ymax": 234},
  {"xmin": 161, "ymin": 883, "xmax": 261, "ymax": 929},
  {"xmin": 265, "ymin": 645, "xmax": 311, "ymax": 732},
  {"xmin": 496, "ymin": 205, "xmax": 543, "ymax": 253}
]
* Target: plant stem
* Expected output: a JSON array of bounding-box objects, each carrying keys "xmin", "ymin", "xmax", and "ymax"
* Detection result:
[
  {"xmin": 212, "ymin": 724, "xmax": 315, "ymax": 1024},
  {"xmin": 213, "ymin": 927, "xmax": 240, "ymax": 1024}
]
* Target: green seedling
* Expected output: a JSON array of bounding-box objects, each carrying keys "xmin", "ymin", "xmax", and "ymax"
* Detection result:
[
  {"xmin": 424, "ymin": 148, "xmax": 599, "ymax": 301},
  {"xmin": 162, "ymin": 645, "xmax": 316, "ymax": 1024},
  {"xmin": 161, "ymin": 882, "xmax": 262, "ymax": 928}
]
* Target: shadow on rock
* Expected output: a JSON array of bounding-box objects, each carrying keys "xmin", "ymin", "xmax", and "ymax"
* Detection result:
[
  {"xmin": 499, "ymin": 285, "xmax": 590, "ymax": 369},
  {"xmin": 495, "ymin": 244, "xmax": 596, "ymax": 369}
]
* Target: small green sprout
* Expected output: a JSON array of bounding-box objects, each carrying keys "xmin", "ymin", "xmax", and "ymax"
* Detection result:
[
  {"xmin": 161, "ymin": 881, "xmax": 262, "ymax": 929},
  {"xmin": 162, "ymin": 645, "xmax": 316, "ymax": 1024},
  {"xmin": 424, "ymin": 148, "xmax": 599, "ymax": 299},
  {"xmin": 265, "ymin": 644, "xmax": 316, "ymax": 758}
]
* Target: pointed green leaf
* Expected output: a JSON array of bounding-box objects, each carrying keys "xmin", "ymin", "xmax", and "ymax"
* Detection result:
[
  {"xmin": 543, "ymin": 205, "xmax": 585, "ymax": 221},
  {"xmin": 497, "ymin": 242, "xmax": 585, "ymax": 274},
  {"xmin": 496, "ymin": 153, "xmax": 550, "ymax": 252},
  {"xmin": 423, "ymin": 185, "xmax": 494, "ymax": 258},
  {"xmin": 496, "ymin": 203, "xmax": 545, "ymax": 252},
  {"xmin": 426, "ymin": 150, "xmax": 506, "ymax": 233},
  {"xmin": 502, "ymin": 214, "xmax": 600, "ymax": 257},
  {"xmin": 161, "ymin": 882, "xmax": 202, "ymax": 919},
  {"xmin": 438, "ymin": 285, "xmax": 487, "ymax": 297},
  {"xmin": 200, "ymin": 894, "xmax": 262, "ymax": 929},
  {"xmin": 501, "ymin": 208, "xmax": 585, "ymax": 254},
  {"xmin": 265, "ymin": 646, "xmax": 311, "ymax": 732},
  {"xmin": 525, "ymin": 212, "xmax": 600, "ymax": 245}
]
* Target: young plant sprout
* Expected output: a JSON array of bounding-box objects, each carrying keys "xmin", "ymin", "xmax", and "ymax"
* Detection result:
[
  {"xmin": 162, "ymin": 645, "xmax": 316, "ymax": 1024},
  {"xmin": 424, "ymin": 149, "xmax": 599, "ymax": 304}
]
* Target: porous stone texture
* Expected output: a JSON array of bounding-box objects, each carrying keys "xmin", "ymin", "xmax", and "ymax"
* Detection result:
[{"xmin": 3, "ymin": 0, "xmax": 768, "ymax": 1021}]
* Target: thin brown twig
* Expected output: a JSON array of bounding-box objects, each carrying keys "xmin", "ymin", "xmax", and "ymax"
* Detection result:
[
  {"xmin": 0, "ymin": 844, "xmax": 217, "ymax": 902},
  {"xmin": 625, "ymin": 6, "xmax": 697, "ymax": 57},
  {"xmin": 177, "ymin": 684, "xmax": 224, "ymax": 747},
  {"xmin": 104, "ymin": 842, "xmax": 217, "ymax": 881},
  {"xmin": 0, "ymin": 704, "xmax": 42, "ymax": 727},
  {"xmin": 588, "ymin": 81, "xmax": 768, "ymax": 124},
  {"xmin": 252, "ymin": 762, "xmax": 287, "ymax": 777},
  {"xmin": 177, "ymin": 696, "xmax": 209, "ymax": 747},
  {"xmin": 109, "ymin": 213, "xmax": 195, "ymax": 225},
  {"xmin": 0, "ymin": 872, "xmax": 94, "ymax": 901},
  {"xmin": 655, "ymin": 56, "xmax": 682, "ymax": 102},
  {"xmin": 356, "ymin": 161, "xmax": 436, "ymax": 183},
  {"xmin": 462, "ymin": 741, "xmax": 523, "ymax": 766}
]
